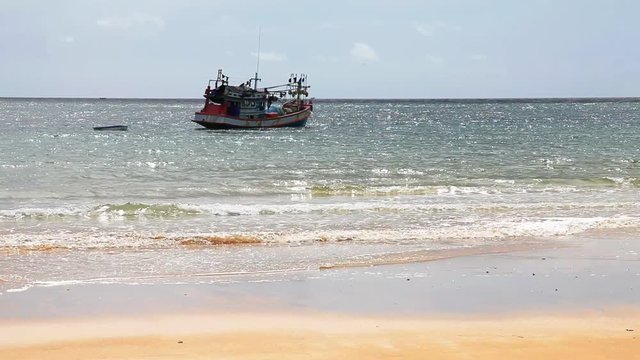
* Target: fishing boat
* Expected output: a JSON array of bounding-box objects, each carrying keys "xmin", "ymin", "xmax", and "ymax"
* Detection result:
[{"xmin": 192, "ymin": 69, "xmax": 313, "ymax": 129}]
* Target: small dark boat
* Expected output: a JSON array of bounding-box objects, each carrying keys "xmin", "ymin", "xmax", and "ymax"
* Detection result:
[{"xmin": 93, "ymin": 125, "xmax": 128, "ymax": 131}]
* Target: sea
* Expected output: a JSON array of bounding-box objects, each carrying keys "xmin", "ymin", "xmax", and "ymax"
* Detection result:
[{"xmin": 1, "ymin": 97, "xmax": 639, "ymax": 294}]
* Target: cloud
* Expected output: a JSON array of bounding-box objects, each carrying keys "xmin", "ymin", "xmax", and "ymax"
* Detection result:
[
  {"xmin": 412, "ymin": 21, "xmax": 447, "ymax": 37},
  {"xmin": 61, "ymin": 36, "xmax": 74, "ymax": 43},
  {"xmin": 96, "ymin": 13, "xmax": 165, "ymax": 30},
  {"xmin": 470, "ymin": 54, "xmax": 487, "ymax": 61},
  {"xmin": 350, "ymin": 42, "xmax": 379, "ymax": 62},
  {"xmin": 251, "ymin": 51, "xmax": 287, "ymax": 62}
]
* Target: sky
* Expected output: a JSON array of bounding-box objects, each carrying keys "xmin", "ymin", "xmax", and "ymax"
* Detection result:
[{"xmin": 1, "ymin": 0, "xmax": 639, "ymax": 98}]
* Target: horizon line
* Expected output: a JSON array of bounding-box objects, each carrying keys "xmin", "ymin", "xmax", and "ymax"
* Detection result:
[{"xmin": 1, "ymin": 96, "xmax": 640, "ymax": 101}]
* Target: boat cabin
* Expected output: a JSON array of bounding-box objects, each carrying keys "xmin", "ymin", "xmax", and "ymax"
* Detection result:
[{"xmin": 199, "ymin": 69, "xmax": 310, "ymax": 120}]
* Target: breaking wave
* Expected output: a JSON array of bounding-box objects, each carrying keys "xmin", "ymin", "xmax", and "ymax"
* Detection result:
[
  {"xmin": 1, "ymin": 215, "xmax": 639, "ymax": 251},
  {"xmin": 94, "ymin": 203, "xmax": 201, "ymax": 217},
  {"xmin": 308, "ymin": 177, "xmax": 640, "ymax": 197},
  {"xmin": 1, "ymin": 194, "xmax": 639, "ymax": 221},
  {"xmin": 0, "ymin": 203, "xmax": 202, "ymax": 220},
  {"xmin": 176, "ymin": 235, "xmax": 262, "ymax": 246}
]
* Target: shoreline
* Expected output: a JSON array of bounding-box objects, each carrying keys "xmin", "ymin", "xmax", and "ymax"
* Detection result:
[
  {"xmin": 2, "ymin": 234, "xmax": 638, "ymax": 319},
  {"xmin": 1, "ymin": 234, "xmax": 638, "ymax": 358}
]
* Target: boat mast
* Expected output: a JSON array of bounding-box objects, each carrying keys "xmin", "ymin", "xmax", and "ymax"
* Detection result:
[{"xmin": 253, "ymin": 27, "xmax": 261, "ymax": 90}]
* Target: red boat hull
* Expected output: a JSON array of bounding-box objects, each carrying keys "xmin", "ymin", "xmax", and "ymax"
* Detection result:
[{"xmin": 193, "ymin": 106, "xmax": 311, "ymax": 129}]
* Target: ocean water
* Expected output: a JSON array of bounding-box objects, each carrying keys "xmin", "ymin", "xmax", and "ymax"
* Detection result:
[{"xmin": 1, "ymin": 97, "xmax": 639, "ymax": 293}]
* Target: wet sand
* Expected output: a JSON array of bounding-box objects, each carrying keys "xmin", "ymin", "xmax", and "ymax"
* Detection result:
[{"xmin": 1, "ymin": 233, "xmax": 639, "ymax": 359}]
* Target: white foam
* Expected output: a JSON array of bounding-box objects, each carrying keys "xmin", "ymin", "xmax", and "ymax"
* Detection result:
[
  {"xmin": 436, "ymin": 186, "xmax": 491, "ymax": 195},
  {"xmin": 1, "ymin": 193, "xmax": 639, "ymax": 226},
  {"xmin": 5, "ymin": 284, "xmax": 33, "ymax": 293},
  {"xmin": 0, "ymin": 205, "xmax": 88, "ymax": 220}
]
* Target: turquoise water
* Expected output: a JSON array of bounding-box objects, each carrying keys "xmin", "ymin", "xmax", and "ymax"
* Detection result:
[{"xmin": 1, "ymin": 98, "xmax": 639, "ymax": 292}]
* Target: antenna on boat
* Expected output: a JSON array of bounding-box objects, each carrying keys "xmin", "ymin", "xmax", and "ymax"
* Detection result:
[{"xmin": 253, "ymin": 27, "xmax": 261, "ymax": 90}]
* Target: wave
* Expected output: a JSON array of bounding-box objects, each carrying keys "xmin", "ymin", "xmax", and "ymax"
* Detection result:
[
  {"xmin": 534, "ymin": 177, "xmax": 640, "ymax": 187},
  {"xmin": 176, "ymin": 235, "xmax": 262, "ymax": 246},
  {"xmin": 1, "ymin": 194, "xmax": 639, "ymax": 221},
  {"xmin": 0, "ymin": 203, "xmax": 202, "ymax": 220},
  {"xmin": 308, "ymin": 178, "xmax": 640, "ymax": 197},
  {"xmin": 2, "ymin": 215, "xmax": 639, "ymax": 251},
  {"xmin": 93, "ymin": 203, "xmax": 201, "ymax": 217}
]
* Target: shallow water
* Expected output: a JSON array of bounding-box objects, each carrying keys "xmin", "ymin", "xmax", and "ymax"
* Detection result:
[{"xmin": 1, "ymin": 98, "xmax": 639, "ymax": 292}]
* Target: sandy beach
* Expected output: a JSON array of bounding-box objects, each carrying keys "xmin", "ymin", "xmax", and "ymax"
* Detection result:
[
  {"xmin": 1, "ymin": 312, "xmax": 639, "ymax": 359},
  {"xmin": 1, "ymin": 233, "xmax": 639, "ymax": 359}
]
